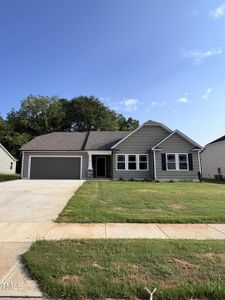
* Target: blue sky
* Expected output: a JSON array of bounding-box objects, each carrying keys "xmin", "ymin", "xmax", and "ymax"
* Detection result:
[{"xmin": 0, "ymin": 0, "xmax": 225, "ymax": 145}]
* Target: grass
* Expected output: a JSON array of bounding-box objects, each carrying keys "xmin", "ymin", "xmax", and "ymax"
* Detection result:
[
  {"xmin": 23, "ymin": 239, "xmax": 225, "ymax": 299},
  {"xmin": 0, "ymin": 173, "xmax": 20, "ymax": 182},
  {"xmin": 57, "ymin": 181, "xmax": 225, "ymax": 223}
]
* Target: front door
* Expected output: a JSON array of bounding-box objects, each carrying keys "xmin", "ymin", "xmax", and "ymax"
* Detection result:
[{"xmin": 96, "ymin": 157, "xmax": 106, "ymax": 177}]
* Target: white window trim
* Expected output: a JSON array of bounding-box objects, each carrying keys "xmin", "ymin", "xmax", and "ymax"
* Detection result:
[
  {"xmin": 116, "ymin": 154, "xmax": 149, "ymax": 171},
  {"xmin": 28, "ymin": 155, "xmax": 83, "ymax": 179},
  {"xmin": 166, "ymin": 153, "xmax": 189, "ymax": 171}
]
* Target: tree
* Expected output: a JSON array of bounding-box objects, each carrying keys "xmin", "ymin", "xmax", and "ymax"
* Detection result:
[
  {"xmin": 7, "ymin": 95, "xmax": 66, "ymax": 136},
  {"xmin": 116, "ymin": 114, "xmax": 139, "ymax": 131},
  {"xmin": 0, "ymin": 115, "xmax": 30, "ymax": 159},
  {"xmin": 68, "ymin": 96, "xmax": 119, "ymax": 131}
]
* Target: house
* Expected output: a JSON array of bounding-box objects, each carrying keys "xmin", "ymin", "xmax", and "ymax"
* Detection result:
[
  {"xmin": 0, "ymin": 143, "xmax": 17, "ymax": 174},
  {"xmin": 20, "ymin": 120, "xmax": 203, "ymax": 181},
  {"xmin": 201, "ymin": 135, "xmax": 225, "ymax": 179}
]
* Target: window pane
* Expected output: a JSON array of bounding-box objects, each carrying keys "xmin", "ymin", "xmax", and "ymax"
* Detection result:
[
  {"xmin": 117, "ymin": 163, "xmax": 125, "ymax": 170},
  {"xmin": 139, "ymin": 155, "xmax": 147, "ymax": 162},
  {"xmin": 178, "ymin": 154, "xmax": 188, "ymax": 170},
  {"xmin": 117, "ymin": 155, "xmax": 125, "ymax": 162},
  {"xmin": 128, "ymin": 163, "xmax": 136, "ymax": 170},
  {"xmin": 168, "ymin": 163, "xmax": 176, "ymax": 170},
  {"xmin": 179, "ymin": 163, "xmax": 188, "ymax": 170},
  {"xmin": 140, "ymin": 162, "xmax": 147, "ymax": 170},
  {"xmin": 128, "ymin": 155, "xmax": 136, "ymax": 162},
  {"xmin": 167, "ymin": 154, "xmax": 175, "ymax": 162},
  {"xmin": 179, "ymin": 154, "xmax": 187, "ymax": 162}
]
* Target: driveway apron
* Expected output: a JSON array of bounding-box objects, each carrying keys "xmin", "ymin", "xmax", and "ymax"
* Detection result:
[{"xmin": 0, "ymin": 179, "xmax": 84, "ymax": 298}]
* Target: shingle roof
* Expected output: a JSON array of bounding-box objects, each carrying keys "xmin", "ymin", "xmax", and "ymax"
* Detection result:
[
  {"xmin": 84, "ymin": 131, "xmax": 130, "ymax": 150},
  {"xmin": 209, "ymin": 135, "xmax": 225, "ymax": 145},
  {"xmin": 20, "ymin": 131, "xmax": 130, "ymax": 151},
  {"xmin": 20, "ymin": 132, "xmax": 88, "ymax": 151}
]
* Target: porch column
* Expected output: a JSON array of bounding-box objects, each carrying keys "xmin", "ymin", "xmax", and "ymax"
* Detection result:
[{"xmin": 87, "ymin": 152, "xmax": 93, "ymax": 178}]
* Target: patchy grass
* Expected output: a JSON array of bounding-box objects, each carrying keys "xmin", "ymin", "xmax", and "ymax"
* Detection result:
[
  {"xmin": 23, "ymin": 239, "xmax": 225, "ymax": 299},
  {"xmin": 0, "ymin": 173, "xmax": 20, "ymax": 182},
  {"xmin": 57, "ymin": 181, "xmax": 225, "ymax": 223}
]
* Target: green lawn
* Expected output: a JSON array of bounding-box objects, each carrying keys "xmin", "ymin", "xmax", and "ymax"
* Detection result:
[
  {"xmin": 57, "ymin": 181, "xmax": 225, "ymax": 223},
  {"xmin": 23, "ymin": 239, "xmax": 225, "ymax": 299},
  {"xmin": 0, "ymin": 173, "xmax": 20, "ymax": 182}
]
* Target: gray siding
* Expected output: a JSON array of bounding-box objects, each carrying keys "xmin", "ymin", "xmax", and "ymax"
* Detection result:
[
  {"xmin": 22, "ymin": 151, "xmax": 88, "ymax": 179},
  {"xmin": 155, "ymin": 133, "xmax": 200, "ymax": 180},
  {"xmin": 112, "ymin": 125, "xmax": 169, "ymax": 180}
]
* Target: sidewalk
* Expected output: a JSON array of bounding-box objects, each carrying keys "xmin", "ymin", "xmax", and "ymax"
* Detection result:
[
  {"xmin": 1, "ymin": 222, "xmax": 225, "ymax": 298},
  {"xmin": 1, "ymin": 223, "xmax": 225, "ymax": 242}
]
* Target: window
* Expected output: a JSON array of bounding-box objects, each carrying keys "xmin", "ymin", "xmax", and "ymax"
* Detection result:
[
  {"xmin": 128, "ymin": 155, "xmax": 137, "ymax": 170},
  {"xmin": 167, "ymin": 154, "xmax": 176, "ymax": 170},
  {"xmin": 178, "ymin": 154, "xmax": 188, "ymax": 170},
  {"xmin": 116, "ymin": 154, "xmax": 148, "ymax": 171},
  {"xmin": 166, "ymin": 153, "xmax": 189, "ymax": 171},
  {"xmin": 139, "ymin": 155, "xmax": 148, "ymax": 170},
  {"xmin": 117, "ymin": 155, "xmax": 125, "ymax": 170}
]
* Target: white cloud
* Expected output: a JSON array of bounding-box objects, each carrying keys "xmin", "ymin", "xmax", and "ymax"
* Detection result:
[
  {"xmin": 202, "ymin": 88, "xmax": 212, "ymax": 99},
  {"xmin": 144, "ymin": 101, "xmax": 167, "ymax": 112},
  {"xmin": 151, "ymin": 101, "xmax": 158, "ymax": 107},
  {"xmin": 191, "ymin": 10, "xmax": 199, "ymax": 18},
  {"xmin": 177, "ymin": 97, "xmax": 189, "ymax": 103},
  {"xmin": 172, "ymin": 110, "xmax": 179, "ymax": 114},
  {"xmin": 120, "ymin": 98, "xmax": 139, "ymax": 111},
  {"xmin": 210, "ymin": 3, "xmax": 225, "ymax": 19},
  {"xmin": 183, "ymin": 48, "xmax": 223, "ymax": 64},
  {"xmin": 158, "ymin": 101, "xmax": 166, "ymax": 108}
]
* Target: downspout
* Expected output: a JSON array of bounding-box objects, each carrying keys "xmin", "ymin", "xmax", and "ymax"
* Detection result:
[
  {"xmin": 153, "ymin": 150, "xmax": 157, "ymax": 180},
  {"xmin": 198, "ymin": 150, "xmax": 203, "ymax": 177}
]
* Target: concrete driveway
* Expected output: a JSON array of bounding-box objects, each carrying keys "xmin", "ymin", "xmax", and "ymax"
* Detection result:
[
  {"xmin": 0, "ymin": 179, "xmax": 84, "ymax": 223},
  {"xmin": 0, "ymin": 179, "xmax": 84, "ymax": 298}
]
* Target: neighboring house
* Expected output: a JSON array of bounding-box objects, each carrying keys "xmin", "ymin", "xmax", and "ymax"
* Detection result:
[
  {"xmin": 0, "ymin": 143, "xmax": 17, "ymax": 174},
  {"xmin": 202, "ymin": 135, "xmax": 225, "ymax": 179},
  {"xmin": 20, "ymin": 120, "xmax": 203, "ymax": 181}
]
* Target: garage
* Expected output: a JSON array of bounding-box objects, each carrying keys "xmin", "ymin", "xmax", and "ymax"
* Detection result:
[{"xmin": 29, "ymin": 156, "xmax": 81, "ymax": 179}]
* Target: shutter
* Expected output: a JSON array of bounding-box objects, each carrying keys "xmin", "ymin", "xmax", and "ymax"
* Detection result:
[
  {"xmin": 188, "ymin": 153, "xmax": 193, "ymax": 171},
  {"xmin": 161, "ymin": 153, "xmax": 166, "ymax": 171}
]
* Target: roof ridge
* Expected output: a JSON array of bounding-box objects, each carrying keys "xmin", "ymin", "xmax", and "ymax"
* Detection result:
[{"xmin": 82, "ymin": 131, "xmax": 90, "ymax": 150}]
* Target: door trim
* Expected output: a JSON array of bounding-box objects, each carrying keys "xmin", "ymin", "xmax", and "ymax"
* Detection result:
[
  {"xmin": 96, "ymin": 156, "xmax": 106, "ymax": 177},
  {"xmin": 28, "ymin": 155, "xmax": 83, "ymax": 179}
]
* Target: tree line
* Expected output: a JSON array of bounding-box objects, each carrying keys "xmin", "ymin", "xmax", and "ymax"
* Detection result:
[{"xmin": 0, "ymin": 95, "xmax": 139, "ymax": 160}]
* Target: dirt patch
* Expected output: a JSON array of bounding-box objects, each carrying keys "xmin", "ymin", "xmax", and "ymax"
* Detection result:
[
  {"xmin": 150, "ymin": 208, "xmax": 164, "ymax": 213},
  {"xmin": 205, "ymin": 253, "xmax": 225, "ymax": 261},
  {"xmin": 61, "ymin": 275, "xmax": 82, "ymax": 283},
  {"xmin": 172, "ymin": 258, "xmax": 199, "ymax": 270},
  {"xmin": 113, "ymin": 262, "xmax": 140, "ymax": 272},
  {"xmin": 170, "ymin": 204, "xmax": 187, "ymax": 210},
  {"xmin": 139, "ymin": 189, "xmax": 157, "ymax": 193},
  {"xmin": 113, "ymin": 207, "xmax": 126, "ymax": 211}
]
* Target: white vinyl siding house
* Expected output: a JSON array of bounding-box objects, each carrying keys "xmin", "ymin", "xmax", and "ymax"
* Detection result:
[
  {"xmin": 0, "ymin": 143, "xmax": 17, "ymax": 174},
  {"xmin": 202, "ymin": 137, "xmax": 225, "ymax": 179}
]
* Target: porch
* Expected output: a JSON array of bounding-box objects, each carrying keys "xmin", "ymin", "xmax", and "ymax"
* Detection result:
[{"xmin": 87, "ymin": 151, "xmax": 112, "ymax": 178}]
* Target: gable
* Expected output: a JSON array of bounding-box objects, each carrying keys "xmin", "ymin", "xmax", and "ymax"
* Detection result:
[
  {"xmin": 112, "ymin": 124, "xmax": 169, "ymax": 152},
  {"xmin": 0, "ymin": 144, "xmax": 17, "ymax": 161},
  {"xmin": 155, "ymin": 132, "xmax": 199, "ymax": 152}
]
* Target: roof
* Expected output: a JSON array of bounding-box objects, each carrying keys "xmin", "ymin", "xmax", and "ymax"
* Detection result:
[
  {"xmin": 85, "ymin": 131, "xmax": 130, "ymax": 150},
  {"xmin": 144, "ymin": 120, "xmax": 172, "ymax": 132},
  {"xmin": 20, "ymin": 120, "xmax": 202, "ymax": 152},
  {"xmin": 0, "ymin": 143, "xmax": 17, "ymax": 161},
  {"xmin": 151, "ymin": 130, "xmax": 203, "ymax": 150},
  {"xmin": 209, "ymin": 135, "xmax": 225, "ymax": 145},
  {"xmin": 20, "ymin": 132, "xmax": 88, "ymax": 151},
  {"xmin": 20, "ymin": 131, "xmax": 130, "ymax": 151}
]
